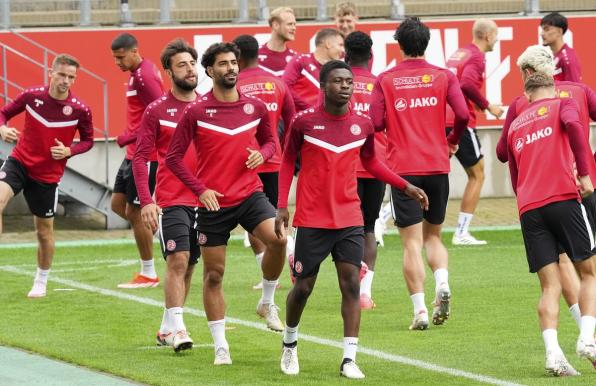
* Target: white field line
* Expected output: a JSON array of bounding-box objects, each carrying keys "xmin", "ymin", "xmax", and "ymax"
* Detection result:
[{"xmin": 0, "ymin": 265, "xmax": 524, "ymax": 386}]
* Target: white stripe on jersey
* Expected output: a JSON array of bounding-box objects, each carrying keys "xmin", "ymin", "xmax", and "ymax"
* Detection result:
[
  {"xmin": 303, "ymin": 135, "xmax": 366, "ymax": 154},
  {"xmin": 300, "ymin": 69, "xmax": 320, "ymax": 89},
  {"xmin": 196, "ymin": 118, "xmax": 261, "ymax": 136},
  {"xmin": 25, "ymin": 105, "xmax": 79, "ymax": 127}
]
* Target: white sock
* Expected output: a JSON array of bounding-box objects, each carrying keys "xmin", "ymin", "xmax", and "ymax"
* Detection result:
[
  {"xmin": 455, "ymin": 212, "xmax": 473, "ymax": 237},
  {"xmin": 542, "ymin": 329, "xmax": 562, "ymax": 354},
  {"xmin": 569, "ymin": 304, "xmax": 582, "ymax": 330},
  {"xmin": 167, "ymin": 307, "xmax": 186, "ymax": 332},
  {"xmin": 34, "ymin": 267, "xmax": 50, "ymax": 284},
  {"xmin": 410, "ymin": 293, "xmax": 426, "ymax": 315},
  {"xmin": 286, "ymin": 235, "xmax": 295, "ymax": 258},
  {"xmin": 159, "ymin": 308, "xmax": 170, "ymax": 334},
  {"xmin": 141, "ymin": 258, "xmax": 157, "ymax": 278},
  {"xmin": 260, "ymin": 278, "xmax": 278, "ymax": 305},
  {"xmin": 380, "ymin": 203, "xmax": 392, "ymax": 223},
  {"xmin": 283, "ymin": 324, "xmax": 299, "ymax": 345},
  {"xmin": 433, "ymin": 268, "xmax": 449, "ymax": 292},
  {"xmin": 343, "ymin": 337, "xmax": 359, "ymax": 361},
  {"xmin": 255, "ymin": 252, "xmax": 264, "ymax": 268},
  {"xmin": 360, "ymin": 270, "xmax": 374, "ymax": 296},
  {"xmin": 208, "ymin": 319, "xmax": 228, "ymax": 349},
  {"xmin": 579, "ymin": 315, "xmax": 596, "ymax": 342}
]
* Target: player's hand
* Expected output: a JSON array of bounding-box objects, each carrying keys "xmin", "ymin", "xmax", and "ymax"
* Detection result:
[
  {"xmin": 578, "ymin": 175, "xmax": 594, "ymax": 198},
  {"xmin": 141, "ymin": 203, "xmax": 161, "ymax": 232},
  {"xmin": 403, "ymin": 183, "xmax": 429, "ymax": 210},
  {"xmin": 448, "ymin": 143, "xmax": 459, "ymax": 157},
  {"xmin": 246, "ymin": 147, "xmax": 264, "ymax": 169},
  {"xmin": 199, "ymin": 189, "xmax": 224, "ymax": 211},
  {"xmin": 116, "ymin": 135, "xmax": 127, "ymax": 148},
  {"xmin": 0, "ymin": 125, "xmax": 20, "ymax": 143},
  {"xmin": 50, "ymin": 138, "xmax": 71, "ymax": 160},
  {"xmin": 487, "ymin": 104, "xmax": 504, "ymax": 119},
  {"xmin": 275, "ymin": 208, "xmax": 290, "ymax": 239}
]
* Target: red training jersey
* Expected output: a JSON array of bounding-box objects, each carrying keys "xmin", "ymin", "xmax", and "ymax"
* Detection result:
[
  {"xmin": 370, "ymin": 58, "xmax": 469, "ymax": 175},
  {"xmin": 553, "ymin": 43, "xmax": 582, "ymax": 83},
  {"xmin": 282, "ymin": 53, "xmax": 322, "ymax": 112},
  {"xmin": 258, "ymin": 44, "xmax": 297, "ymax": 77},
  {"xmin": 237, "ymin": 67, "xmax": 296, "ymax": 172},
  {"xmin": 166, "ymin": 91, "xmax": 276, "ymax": 208},
  {"xmin": 132, "ymin": 91, "xmax": 199, "ymax": 209},
  {"xmin": 0, "ymin": 86, "xmax": 94, "ymax": 183}
]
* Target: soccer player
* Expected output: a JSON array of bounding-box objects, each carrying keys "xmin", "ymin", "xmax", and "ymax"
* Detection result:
[
  {"xmin": 283, "ymin": 28, "xmax": 344, "ymax": 111},
  {"xmin": 258, "ymin": 7, "xmax": 297, "ymax": 77},
  {"xmin": 111, "ymin": 33, "xmax": 165, "ymax": 289},
  {"xmin": 496, "ymin": 45, "xmax": 596, "ymax": 342},
  {"xmin": 132, "ymin": 39, "xmax": 200, "ymax": 353},
  {"xmin": 506, "ymin": 72, "xmax": 596, "ymax": 376},
  {"xmin": 370, "ymin": 17, "xmax": 469, "ymax": 330},
  {"xmin": 344, "ymin": 31, "xmax": 386, "ymax": 310},
  {"xmin": 446, "ymin": 19, "xmax": 504, "ymax": 246},
  {"xmin": 166, "ymin": 42, "xmax": 287, "ymax": 365},
  {"xmin": 234, "ymin": 34, "xmax": 296, "ymax": 289},
  {"xmin": 335, "ymin": 2, "xmax": 358, "ymax": 38},
  {"xmin": 540, "ymin": 12, "xmax": 582, "ymax": 82},
  {"xmin": 275, "ymin": 60, "xmax": 428, "ymax": 378},
  {"xmin": 0, "ymin": 54, "xmax": 94, "ymax": 297}
]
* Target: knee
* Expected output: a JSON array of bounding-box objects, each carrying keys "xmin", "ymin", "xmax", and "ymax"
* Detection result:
[
  {"xmin": 292, "ymin": 281, "xmax": 313, "ymax": 301},
  {"xmin": 36, "ymin": 224, "xmax": 53, "ymax": 242},
  {"xmin": 266, "ymin": 234, "xmax": 287, "ymax": 251},
  {"xmin": 167, "ymin": 253, "xmax": 188, "ymax": 275},
  {"xmin": 204, "ymin": 268, "xmax": 224, "ymax": 287},
  {"xmin": 125, "ymin": 204, "xmax": 139, "ymax": 221},
  {"xmin": 340, "ymin": 275, "xmax": 360, "ymax": 299}
]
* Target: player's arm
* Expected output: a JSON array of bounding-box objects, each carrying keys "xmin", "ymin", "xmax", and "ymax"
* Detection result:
[
  {"xmin": 282, "ymin": 57, "xmax": 310, "ymax": 111},
  {"xmin": 247, "ymin": 106, "xmax": 276, "ymax": 169},
  {"xmin": 116, "ymin": 132, "xmax": 138, "ymax": 147},
  {"xmin": 280, "ymin": 85, "xmax": 296, "ymax": 148},
  {"xmin": 369, "ymin": 78, "xmax": 386, "ymax": 132},
  {"xmin": 563, "ymin": 57, "xmax": 582, "ymax": 83},
  {"xmin": 68, "ymin": 108, "xmax": 94, "ymax": 157},
  {"xmin": 275, "ymin": 118, "xmax": 302, "ymax": 238},
  {"xmin": 496, "ymin": 98, "xmax": 518, "ymax": 163},
  {"xmin": 0, "ymin": 90, "xmax": 27, "ymax": 143},
  {"xmin": 445, "ymin": 72, "xmax": 469, "ymax": 146},
  {"xmin": 507, "ymin": 144, "xmax": 518, "ymax": 194},
  {"xmin": 560, "ymin": 98, "xmax": 593, "ymax": 197},
  {"xmin": 460, "ymin": 58, "xmax": 502, "ymax": 119},
  {"xmin": 579, "ymin": 83, "xmax": 596, "ymax": 122},
  {"xmin": 136, "ymin": 68, "xmax": 165, "ymax": 107}
]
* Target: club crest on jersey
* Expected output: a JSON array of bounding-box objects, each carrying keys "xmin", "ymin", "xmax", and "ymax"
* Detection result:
[
  {"xmin": 34, "ymin": 99, "xmax": 44, "ymax": 107},
  {"xmin": 243, "ymin": 103, "xmax": 255, "ymax": 115},
  {"xmin": 350, "ymin": 124, "xmax": 361, "ymax": 135},
  {"xmin": 62, "ymin": 106, "xmax": 73, "ymax": 116},
  {"xmin": 395, "ymin": 98, "xmax": 407, "ymax": 111},
  {"xmin": 515, "ymin": 138, "xmax": 524, "ymax": 152},
  {"xmin": 198, "ymin": 233, "xmax": 208, "ymax": 245},
  {"xmin": 166, "ymin": 240, "xmax": 177, "ymax": 251}
]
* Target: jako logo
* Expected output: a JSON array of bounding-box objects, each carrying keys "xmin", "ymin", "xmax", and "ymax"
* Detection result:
[
  {"xmin": 524, "ymin": 126, "xmax": 553, "ymax": 146},
  {"xmin": 409, "ymin": 97, "xmax": 438, "ymax": 108}
]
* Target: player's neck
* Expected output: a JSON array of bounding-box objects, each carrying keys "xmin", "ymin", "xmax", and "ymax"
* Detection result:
[
  {"xmin": 348, "ymin": 61, "xmax": 368, "ymax": 70},
  {"xmin": 324, "ymin": 100, "xmax": 348, "ymax": 116},
  {"xmin": 171, "ymin": 88, "xmax": 196, "ymax": 102},
  {"xmin": 403, "ymin": 54, "xmax": 425, "ymax": 60},
  {"xmin": 212, "ymin": 86, "xmax": 239, "ymax": 103},
  {"xmin": 48, "ymin": 86, "xmax": 68, "ymax": 100},
  {"xmin": 241, "ymin": 61, "xmax": 259, "ymax": 71},
  {"xmin": 267, "ymin": 37, "xmax": 287, "ymax": 52},
  {"xmin": 130, "ymin": 56, "xmax": 143, "ymax": 72},
  {"xmin": 550, "ymin": 40, "xmax": 565, "ymax": 54},
  {"xmin": 314, "ymin": 50, "xmax": 330, "ymax": 66},
  {"xmin": 472, "ymin": 40, "xmax": 487, "ymax": 53},
  {"xmin": 528, "ymin": 89, "xmax": 555, "ymax": 103}
]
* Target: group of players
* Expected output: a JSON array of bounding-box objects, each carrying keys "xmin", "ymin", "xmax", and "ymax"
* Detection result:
[{"xmin": 0, "ymin": 2, "xmax": 595, "ymax": 378}]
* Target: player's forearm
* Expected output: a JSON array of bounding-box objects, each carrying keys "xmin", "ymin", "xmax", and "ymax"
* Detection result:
[
  {"xmin": 565, "ymin": 120, "xmax": 591, "ymax": 177},
  {"xmin": 131, "ymin": 156, "xmax": 154, "ymax": 207},
  {"xmin": 117, "ymin": 132, "xmax": 137, "ymax": 147},
  {"xmin": 277, "ymin": 152, "xmax": 296, "ymax": 208},
  {"xmin": 361, "ymin": 156, "xmax": 407, "ymax": 190},
  {"xmin": 69, "ymin": 139, "xmax": 93, "ymax": 156},
  {"xmin": 461, "ymin": 81, "xmax": 489, "ymax": 110}
]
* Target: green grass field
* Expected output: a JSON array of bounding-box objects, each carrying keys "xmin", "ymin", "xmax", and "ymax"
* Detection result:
[{"xmin": 0, "ymin": 230, "xmax": 594, "ymax": 385}]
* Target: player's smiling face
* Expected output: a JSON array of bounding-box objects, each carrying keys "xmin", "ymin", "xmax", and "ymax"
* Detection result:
[
  {"xmin": 324, "ymin": 68, "xmax": 353, "ymax": 105},
  {"xmin": 336, "ymin": 14, "xmax": 357, "ymax": 37},
  {"xmin": 274, "ymin": 12, "xmax": 296, "ymax": 42},
  {"xmin": 210, "ymin": 52, "xmax": 238, "ymax": 89},
  {"xmin": 169, "ymin": 52, "xmax": 198, "ymax": 91}
]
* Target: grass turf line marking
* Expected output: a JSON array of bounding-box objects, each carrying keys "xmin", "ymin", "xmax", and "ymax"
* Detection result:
[{"xmin": 0, "ymin": 265, "xmax": 524, "ymax": 386}]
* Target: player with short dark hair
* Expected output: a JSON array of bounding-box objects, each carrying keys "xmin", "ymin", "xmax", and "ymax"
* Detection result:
[
  {"xmin": 276, "ymin": 59, "xmax": 428, "ymax": 378},
  {"xmin": 370, "ymin": 17, "xmax": 469, "ymax": 330},
  {"xmin": 540, "ymin": 12, "xmax": 582, "ymax": 82},
  {"xmin": 506, "ymin": 72, "xmax": 596, "ymax": 376},
  {"xmin": 0, "ymin": 54, "xmax": 94, "ymax": 298},
  {"xmin": 110, "ymin": 32, "xmax": 165, "ymax": 289},
  {"xmin": 258, "ymin": 7, "xmax": 298, "ymax": 77},
  {"xmin": 166, "ymin": 42, "xmax": 287, "ymax": 366}
]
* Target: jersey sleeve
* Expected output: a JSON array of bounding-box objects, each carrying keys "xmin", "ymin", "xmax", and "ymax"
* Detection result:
[
  {"xmin": 360, "ymin": 122, "xmax": 407, "ymax": 190},
  {"xmin": 280, "ymin": 84, "xmax": 296, "ymax": 147},
  {"xmin": 445, "ymin": 72, "xmax": 470, "ymax": 145},
  {"xmin": 562, "ymin": 54, "xmax": 582, "ymax": 83},
  {"xmin": 277, "ymin": 117, "xmax": 303, "ymax": 208},
  {"xmin": 255, "ymin": 105, "xmax": 276, "ymax": 161},
  {"xmin": 370, "ymin": 77, "xmax": 386, "ymax": 132},
  {"xmin": 579, "ymin": 83, "xmax": 596, "ymax": 121},
  {"xmin": 497, "ymin": 97, "xmax": 519, "ymax": 163},
  {"xmin": 70, "ymin": 108, "xmax": 94, "ymax": 156},
  {"xmin": 136, "ymin": 69, "xmax": 164, "ymax": 107},
  {"xmin": 282, "ymin": 57, "xmax": 309, "ymax": 111},
  {"xmin": 459, "ymin": 57, "xmax": 489, "ymax": 110},
  {"xmin": 132, "ymin": 108, "xmax": 159, "ymax": 207},
  {"xmin": 560, "ymin": 98, "xmax": 591, "ymax": 177},
  {"xmin": 0, "ymin": 90, "xmax": 28, "ymax": 125}
]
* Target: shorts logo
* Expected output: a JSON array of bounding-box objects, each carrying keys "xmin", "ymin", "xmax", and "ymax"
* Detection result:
[
  {"xmin": 166, "ymin": 240, "xmax": 177, "ymax": 251},
  {"xmin": 198, "ymin": 233, "xmax": 208, "ymax": 245},
  {"xmin": 294, "ymin": 261, "xmax": 303, "ymax": 274},
  {"xmin": 243, "ymin": 103, "xmax": 254, "ymax": 115},
  {"xmin": 350, "ymin": 124, "xmax": 361, "ymax": 135},
  {"xmin": 515, "ymin": 138, "xmax": 524, "ymax": 152},
  {"xmin": 0, "ymin": 171, "xmax": 5, "ymax": 179},
  {"xmin": 62, "ymin": 106, "xmax": 73, "ymax": 116},
  {"xmin": 395, "ymin": 98, "xmax": 407, "ymax": 111}
]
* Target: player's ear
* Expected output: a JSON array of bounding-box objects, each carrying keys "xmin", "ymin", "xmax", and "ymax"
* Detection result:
[{"xmin": 206, "ymin": 66, "xmax": 214, "ymax": 78}]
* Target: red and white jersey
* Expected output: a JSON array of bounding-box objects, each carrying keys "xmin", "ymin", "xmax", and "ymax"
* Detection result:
[
  {"xmin": 0, "ymin": 86, "xmax": 94, "ymax": 183},
  {"xmin": 166, "ymin": 91, "xmax": 276, "ymax": 208},
  {"xmin": 124, "ymin": 58, "xmax": 164, "ymax": 160},
  {"xmin": 553, "ymin": 43, "xmax": 582, "ymax": 83},
  {"xmin": 507, "ymin": 98, "xmax": 580, "ymax": 215},
  {"xmin": 281, "ymin": 106, "xmax": 375, "ymax": 229},
  {"xmin": 237, "ymin": 67, "xmax": 296, "ymax": 172},
  {"xmin": 370, "ymin": 59, "xmax": 469, "ymax": 175},
  {"xmin": 258, "ymin": 44, "xmax": 297, "ymax": 77},
  {"xmin": 282, "ymin": 53, "xmax": 322, "ymax": 112},
  {"xmin": 445, "ymin": 44, "xmax": 489, "ymax": 129},
  {"xmin": 133, "ymin": 91, "xmax": 199, "ymax": 208},
  {"xmin": 351, "ymin": 67, "xmax": 387, "ymax": 179}
]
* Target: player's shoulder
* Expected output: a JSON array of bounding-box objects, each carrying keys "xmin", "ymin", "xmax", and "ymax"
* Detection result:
[
  {"xmin": 145, "ymin": 94, "xmax": 169, "ymax": 115},
  {"xmin": 183, "ymin": 94, "xmax": 209, "ymax": 115},
  {"xmin": 242, "ymin": 93, "xmax": 268, "ymax": 112},
  {"xmin": 22, "ymin": 85, "xmax": 46, "ymax": 98},
  {"xmin": 66, "ymin": 92, "xmax": 92, "ymax": 116},
  {"xmin": 291, "ymin": 107, "xmax": 317, "ymax": 125}
]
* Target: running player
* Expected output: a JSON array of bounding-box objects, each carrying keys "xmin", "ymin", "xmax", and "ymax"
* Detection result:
[
  {"xmin": 132, "ymin": 39, "xmax": 199, "ymax": 353},
  {"xmin": 0, "ymin": 54, "xmax": 94, "ymax": 297},
  {"xmin": 166, "ymin": 42, "xmax": 287, "ymax": 365},
  {"xmin": 276, "ymin": 60, "xmax": 428, "ymax": 378},
  {"xmin": 344, "ymin": 31, "xmax": 386, "ymax": 310},
  {"xmin": 111, "ymin": 33, "xmax": 165, "ymax": 289},
  {"xmin": 283, "ymin": 28, "xmax": 344, "ymax": 111},
  {"xmin": 234, "ymin": 34, "xmax": 296, "ymax": 289},
  {"xmin": 540, "ymin": 12, "xmax": 582, "ymax": 82},
  {"xmin": 258, "ymin": 7, "xmax": 297, "ymax": 77},
  {"xmin": 370, "ymin": 17, "xmax": 469, "ymax": 330},
  {"xmin": 446, "ymin": 19, "xmax": 503, "ymax": 245},
  {"xmin": 506, "ymin": 72, "xmax": 596, "ymax": 376}
]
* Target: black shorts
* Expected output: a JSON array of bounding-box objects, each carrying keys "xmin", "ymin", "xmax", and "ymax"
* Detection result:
[
  {"xmin": 0, "ymin": 157, "xmax": 58, "ymax": 218},
  {"xmin": 196, "ymin": 191, "xmax": 276, "ymax": 247},
  {"xmin": 391, "ymin": 174, "xmax": 449, "ymax": 227},
  {"xmin": 258, "ymin": 171, "xmax": 278, "ymax": 208},
  {"xmin": 446, "ymin": 127, "xmax": 483, "ymax": 168},
  {"xmin": 158, "ymin": 206, "xmax": 200, "ymax": 265},
  {"xmin": 113, "ymin": 159, "xmax": 157, "ymax": 206},
  {"xmin": 357, "ymin": 178, "xmax": 385, "ymax": 233},
  {"xmin": 521, "ymin": 199, "xmax": 596, "ymax": 273},
  {"xmin": 292, "ymin": 226, "xmax": 364, "ymax": 279}
]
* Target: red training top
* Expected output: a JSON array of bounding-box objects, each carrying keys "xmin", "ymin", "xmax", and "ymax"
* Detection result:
[
  {"xmin": 553, "ymin": 43, "xmax": 582, "ymax": 83},
  {"xmin": 282, "ymin": 53, "xmax": 322, "ymax": 111},
  {"xmin": 258, "ymin": 44, "xmax": 298, "ymax": 77}
]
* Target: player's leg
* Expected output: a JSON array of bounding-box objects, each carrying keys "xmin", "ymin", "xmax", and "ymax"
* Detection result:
[
  {"xmin": 0, "ymin": 158, "xmax": 26, "ymax": 234},
  {"xmin": 111, "ymin": 159, "xmax": 129, "ymax": 219},
  {"xmin": 558, "ymin": 253, "xmax": 581, "ymax": 328},
  {"xmin": 575, "ymin": 256, "xmax": 596, "ymax": 365},
  {"xmin": 0, "ymin": 181, "xmax": 15, "ymax": 234}
]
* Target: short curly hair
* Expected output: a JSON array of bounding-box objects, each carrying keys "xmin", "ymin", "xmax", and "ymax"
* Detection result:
[
  {"xmin": 345, "ymin": 31, "xmax": 372, "ymax": 64},
  {"xmin": 200, "ymin": 42, "xmax": 240, "ymax": 77}
]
